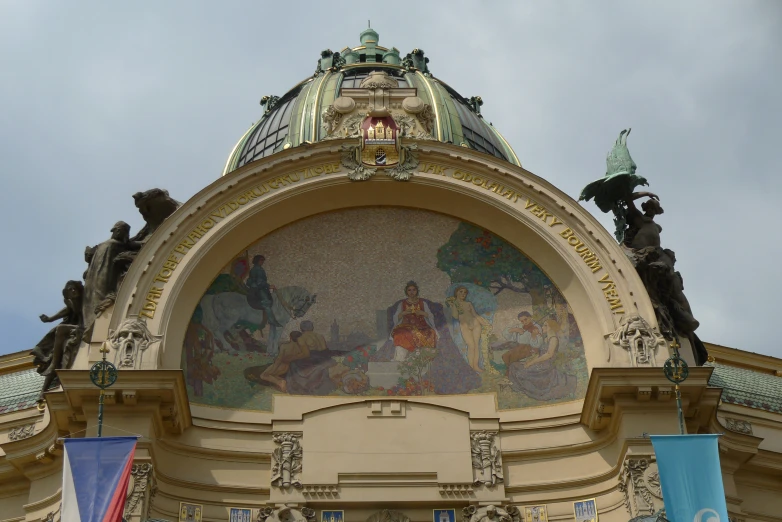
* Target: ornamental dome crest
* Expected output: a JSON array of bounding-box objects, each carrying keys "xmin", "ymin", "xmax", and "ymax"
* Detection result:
[{"xmin": 222, "ymin": 28, "xmax": 520, "ymax": 175}]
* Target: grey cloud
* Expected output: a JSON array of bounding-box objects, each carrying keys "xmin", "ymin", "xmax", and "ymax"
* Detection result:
[{"xmin": 1, "ymin": 1, "xmax": 780, "ymax": 356}]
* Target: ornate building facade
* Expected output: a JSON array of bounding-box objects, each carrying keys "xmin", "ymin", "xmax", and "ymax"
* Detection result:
[{"xmin": 1, "ymin": 29, "xmax": 781, "ymax": 522}]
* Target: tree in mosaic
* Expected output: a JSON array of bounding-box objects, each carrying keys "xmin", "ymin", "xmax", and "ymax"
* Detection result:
[{"xmin": 436, "ymin": 222, "xmax": 551, "ymax": 306}]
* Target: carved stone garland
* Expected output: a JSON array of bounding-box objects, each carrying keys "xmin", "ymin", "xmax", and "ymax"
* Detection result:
[
  {"xmin": 8, "ymin": 423, "xmax": 35, "ymax": 441},
  {"xmin": 259, "ymin": 507, "xmax": 316, "ymax": 522},
  {"xmin": 609, "ymin": 314, "xmax": 666, "ymax": 367},
  {"xmin": 725, "ymin": 418, "xmax": 753, "ymax": 435},
  {"xmin": 618, "ymin": 457, "xmax": 663, "ymax": 517},
  {"xmin": 462, "ymin": 505, "xmax": 521, "ymax": 522},
  {"xmin": 271, "ymin": 433, "xmax": 303, "ymax": 489},
  {"xmin": 470, "ymin": 431, "xmax": 503, "ymax": 486},
  {"xmin": 367, "ymin": 510, "xmax": 411, "ymax": 522}
]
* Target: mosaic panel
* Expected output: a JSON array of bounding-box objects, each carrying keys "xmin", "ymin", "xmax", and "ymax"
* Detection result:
[{"xmin": 183, "ymin": 207, "xmax": 588, "ymax": 411}]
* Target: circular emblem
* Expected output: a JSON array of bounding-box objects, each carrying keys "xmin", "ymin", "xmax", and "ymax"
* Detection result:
[
  {"xmin": 90, "ymin": 360, "xmax": 118, "ymax": 389},
  {"xmin": 663, "ymin": 355, "xmax": 689, "ymax": 384}
]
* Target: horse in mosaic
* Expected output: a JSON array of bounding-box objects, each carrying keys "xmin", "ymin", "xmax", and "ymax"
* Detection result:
[{"xmin": 199, "ymin": 286, "xmax": 316, "ymax": 355}]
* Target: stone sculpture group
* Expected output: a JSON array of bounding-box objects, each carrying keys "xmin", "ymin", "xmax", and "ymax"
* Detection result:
[
  {"xmin": 30, "ymin": 189, "xmax": 179, "ymax": 400},
  {"xmin": 580, "ymin": 129, "xmax": 707, "ymax": 364}
]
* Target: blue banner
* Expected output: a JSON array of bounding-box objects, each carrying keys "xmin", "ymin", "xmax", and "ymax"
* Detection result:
[{"xmin": 650, "ymin": 434, "xmax": 730, "ymax": 522}]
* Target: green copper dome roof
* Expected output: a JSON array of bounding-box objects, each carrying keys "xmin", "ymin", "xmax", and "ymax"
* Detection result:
[{"xmin": 222, "ymin": 30, "xmax": 520, "ymax": 175}]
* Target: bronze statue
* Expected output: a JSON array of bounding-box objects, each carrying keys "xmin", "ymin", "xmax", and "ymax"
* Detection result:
[
  {"xmin": 580, "ymin": 129, "xmax": 650, "ymax": 243},
  {"xmin": 82, "ymin": 221, "xmax": 142, "ymax": 331},
  {"xmin": 31, "ymin": 280, "xmax": 84, "ymax": 398},
  {"xmin": 580, "ymin": 130, "xmax": 707, "ymax": 364},
  {"xmin": 129, "ymin": 188, "xmax": 180, "ymax": 243}
]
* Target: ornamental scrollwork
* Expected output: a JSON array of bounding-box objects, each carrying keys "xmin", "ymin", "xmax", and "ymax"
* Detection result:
[
  {"xmin": 416, "ymin": 104, "xmax": 436, "ymax": 136},
  {"xmin": 386, "ymin": 144, "xmax": 420, "ymax": 181},
  {"xmin": 322, "ymin": 105, "xmax": 343, "ymax": 136},
  {"xmin": 394, "ymin": 114, "xmax": 417, "ymax": 138},
  {"xmin": 123, "ymin": 463, "xmax": 156, "ymax": 517},
  {"xmin": 470, "ymin": 431, "xmax": 503, "ymax": 486},
  {"xmin": 619, "ymin": 457, "xmax": 663, "ymax": 516},
  {"xmin": 270, "ymin": 433, "xmax": 303, "ymax": 489},
  {"xmin": 359, "ymin": 71, "xmax": 398, "ymax": 90},
  {"xmin": 341, "ymin": 145, "xmax": 376, "ymax": 181},
  {"xmin": 367, "ymin": 510, "xmax": 410, "ymax": 522},
  {"xmin": 259, "ymin": 507, "xmax": 316, "ymax": 522}
]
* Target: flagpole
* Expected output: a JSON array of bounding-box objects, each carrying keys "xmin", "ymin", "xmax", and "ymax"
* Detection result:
[
  {"xmin": 663, "ymin": 338, "xmax": 689, "ymax": 435},
  {"xmin": 89, "ymin": 342, "xmax": 118, "ymax": 437}
]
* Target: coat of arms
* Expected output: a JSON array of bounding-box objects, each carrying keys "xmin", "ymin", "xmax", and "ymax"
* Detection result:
[{"xmin": 361, "ymin": 116, "xmax": 399, "ymax": 167}]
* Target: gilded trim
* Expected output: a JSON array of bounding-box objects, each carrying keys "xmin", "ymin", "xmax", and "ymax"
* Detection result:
[
  {"xmin": 221, "ymin": 124, "xmax": 256, "ymax": 176},
  {"xmin": 297, "ymin": 80, "xmax": 317, "ymax": 145},
  {"xmin": 488, "ymin": 124, "xmax": 521, "ymax": 167},
  {"xmin": 311, "ymin": 70, "xmax": 332, "ymax": 140},
  {"xmin": 416, "ymin": 71, "xmax": 442, "ymax": 141}
]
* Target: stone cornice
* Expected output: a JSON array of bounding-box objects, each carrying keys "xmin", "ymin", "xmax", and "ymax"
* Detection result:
[
  {"xmin": 0, "ymin": 352, "xmax": 34, "ymax": 376},
  {"xmin": 501, "ymin": 429, "xmax": 616, "ymax": 462},
  {"xmin": 705, "ymin": 343, "xmax": 782, "ymax": 375},
  {"xmin": 54, "ymin": 369, "xmax": 191, "ymax": 436},
  {"xmin": 580, "ymin": 367, "xmax": 719, "ymax": 431},
  {"xmin": 22, "ymin": 488, "xmax": 61, "ymax": 513},
  {"xmin": 155, "ymin": 467, "xmax": 269, "ymax": 495},
  {"xmin": 155, "ymin": 438, "xmax": 271, "ymax": 464},
  {"xmin": 0, "ymin": 410, "xmax": 63, "ymax": 482},
  {"xmin": 745, "ymin": 450, "xmax": 782, "ymax": 476}
]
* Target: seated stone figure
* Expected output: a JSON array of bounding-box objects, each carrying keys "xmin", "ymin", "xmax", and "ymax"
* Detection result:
[{"xmin": 30, "ymin": 281, "xmax": 85, "ymax": 400}]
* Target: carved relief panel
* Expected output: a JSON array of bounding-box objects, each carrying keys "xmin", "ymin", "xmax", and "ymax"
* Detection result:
[
  {"xmin": 271, "ymin": 433, "xmax": 303, "ymax": 489},
  {"xmin": 123, "ymin": 463, "xmax": 157, "ymax": 522},
  {"xmin": 463, "ymin": 505, "xmax": 521, "ymax": 522},
  {"xmin": 618, "ymin": 456, "xmax": 664, "ymax": 517},
  {"xmin": 259, "ymin": 507, "xmax": 316, "ymax": 522},
  {"xmin": 470, "ymin": 431, "xmax": 503, "ymax": 486}
]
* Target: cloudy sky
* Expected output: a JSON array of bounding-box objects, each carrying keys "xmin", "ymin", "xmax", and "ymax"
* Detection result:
[{"xmin": 1, "ymin": 1, "xmax": 780, "ymax": 358}]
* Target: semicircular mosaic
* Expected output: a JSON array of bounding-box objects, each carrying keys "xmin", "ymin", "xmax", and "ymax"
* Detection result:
[{"xmin": 183, "ymin": 207, "xmax": 588, "ymax": 411}]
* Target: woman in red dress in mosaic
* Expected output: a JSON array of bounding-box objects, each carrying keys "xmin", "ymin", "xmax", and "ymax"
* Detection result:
[{"xmin": 390, "ymin": 281, "xmax": 438, "ymax": 361}]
